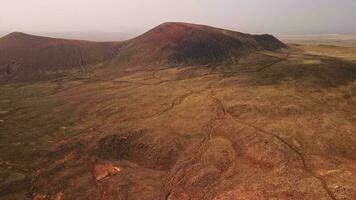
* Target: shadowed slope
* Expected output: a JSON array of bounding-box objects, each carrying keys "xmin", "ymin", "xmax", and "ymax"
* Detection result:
[{"xmin": 113, "ymin": 22, "xmax": 287, "ymax": 67}]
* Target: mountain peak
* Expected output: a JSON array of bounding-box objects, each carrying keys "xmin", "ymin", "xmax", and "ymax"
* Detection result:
[
  {"xmin": 3, "ymin": 32, "xmax": 31, "ymax": 39},
  {"xmin": 115, "ymin": 22, "xmax": 287, "ymax": 67}
]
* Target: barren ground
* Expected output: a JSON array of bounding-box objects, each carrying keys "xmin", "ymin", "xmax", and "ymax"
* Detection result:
[{"xmin": 0, "ymin": 44, "xmax": 355, "ymax": 199}]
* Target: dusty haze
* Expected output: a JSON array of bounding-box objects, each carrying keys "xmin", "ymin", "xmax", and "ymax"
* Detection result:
[{"xmin": 1, "ymin": 0, "xmax": 356, "ymax": 40}]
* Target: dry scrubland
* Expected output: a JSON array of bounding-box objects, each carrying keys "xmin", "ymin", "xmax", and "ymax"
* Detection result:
[
  {"xmin": 0, "ymin": 43, "xmax": 355, "ymax": 200},
  {"xmin": 0, "ymin": 23, "xmax": 356, "ymax": 199}
]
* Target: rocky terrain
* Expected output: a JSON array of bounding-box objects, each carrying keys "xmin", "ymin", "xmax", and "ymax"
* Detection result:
[{"xmin": 0, "ymin": 23, "xmax": 355, "ymax": 200}]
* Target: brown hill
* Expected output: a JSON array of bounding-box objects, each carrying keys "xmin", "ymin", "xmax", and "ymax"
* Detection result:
[
  {"xmin": 113, "ymin": 22, "xmax": 287, "ymax": 67},
  {"xmin": 0, "ymin": 23, "xmax": 287, "ymax": 81},
  {"xmin": 0, "ymin": 32, "xmax": 121, "ymax": 81}
]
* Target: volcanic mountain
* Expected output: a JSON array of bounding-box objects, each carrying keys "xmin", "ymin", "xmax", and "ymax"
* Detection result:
[
  {"xmin": 0, "ymin": 23, "xmax": 287, "ymax": 81},
  {"xmin": 113, "ymin": 22, "xmax": 287, "ymax": 67},
  {"xmin": 0, "ymin": 32, "xmax": 121, "ymax": 81}
]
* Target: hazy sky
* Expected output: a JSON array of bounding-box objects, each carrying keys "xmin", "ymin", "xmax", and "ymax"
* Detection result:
[{"xmin": 1, "ymin": 0, "xmax": 356, "ymax": 36}]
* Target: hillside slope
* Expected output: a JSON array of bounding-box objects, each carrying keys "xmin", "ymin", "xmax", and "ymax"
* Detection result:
[
  {"xmin": 0, "ymin": 32, "xmax": 121, "ymax": 81},
  {"xmin": 1, "ymin": 44, "xmax": 355, "ymax": 199},
  {"xmin": 113, "ymin": 22, "xmax": 286, "ymax": 67},
  {"xmin": 0, "ymin": 23, "xmax": 287, "ymax": 81}
]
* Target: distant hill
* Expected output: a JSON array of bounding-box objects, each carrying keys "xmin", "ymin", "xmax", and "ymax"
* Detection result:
[
  {"xmin": 26, "ymin": 31, "xmax": 137, "ymax": 42},
  {"xmin": 277, "ymin": 33, "xmax": 356, "ymax": 47},
  {"xmin": 0, "ymin": 23, "xmax": 287, "ymax": 81},
  {"xmin": 0, "ymin": 32, "xmax": 121, "ymax": 81}
]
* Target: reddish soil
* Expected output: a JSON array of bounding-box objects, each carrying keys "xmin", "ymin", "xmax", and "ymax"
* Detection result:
[
  {"xmin": 6, "ymin": 23, "xmax": 355, "ymax": 200},
  {"xmin": 0, "ymin": 32, "xmax": 121, "ymax": 81},
  {"xmin": 0, "ymin": 23, "xmax": 287, "ymax": 82},
  {"xmin": 113, "ymin": 22, "xmax": 286, "ymax": 67}
]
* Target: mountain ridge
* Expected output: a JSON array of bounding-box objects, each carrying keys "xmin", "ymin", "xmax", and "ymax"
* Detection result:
[
  {"xmin": 113, "ymin": 22, "xmax": 286, "ymax": 67},
  {"xmin": 0, "ymin": 22, "xmax": 287, "ymax": 81}
]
